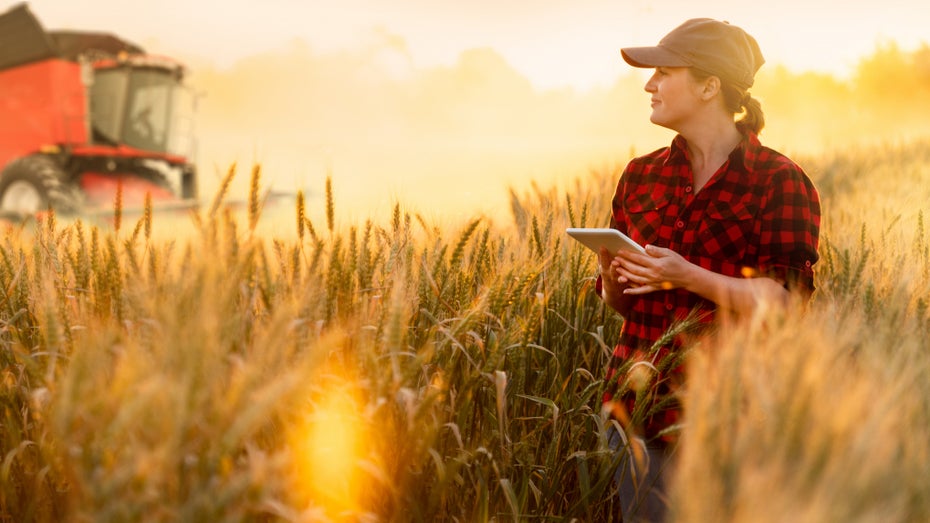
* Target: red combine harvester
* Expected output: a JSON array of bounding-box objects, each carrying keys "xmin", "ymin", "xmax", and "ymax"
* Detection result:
[{"xmin": 0, "ymin": 3, "xmax": 197, "ymax": 218}]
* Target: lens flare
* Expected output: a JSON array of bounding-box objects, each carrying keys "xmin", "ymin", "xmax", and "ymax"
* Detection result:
[{"xmin": 291, "ymin": 384, "xmax": 365, "ymax": 516}]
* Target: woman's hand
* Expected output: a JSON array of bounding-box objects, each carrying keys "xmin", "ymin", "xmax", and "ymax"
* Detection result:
[
  {"xmin": 613, "ymin": 245, "xmax": 791, "ymax": 315},
  {"xmin": 598, "ymin": 247, "xmax": 635, "ymax": 315},
  {"xmin": 614, "ymin": 244, "xmax": 696, "ymax": 295}
]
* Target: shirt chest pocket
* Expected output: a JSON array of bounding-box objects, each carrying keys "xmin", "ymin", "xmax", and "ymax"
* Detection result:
[
  {"xmin": 623, "ymin": 192, "xmax": 671, "ymax": 247},
  {"xmin": 696, "ymin": 200, "xmax": 758, "ymax": 262}
]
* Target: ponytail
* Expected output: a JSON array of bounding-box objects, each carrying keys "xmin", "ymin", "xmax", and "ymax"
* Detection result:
[
  {"xmin": 735, "ymin": 92, "xmax": 765, "ymax": 135},
  {"xmin": 689, "ymin": 68, "xmax": 765, "ymax": 135}
]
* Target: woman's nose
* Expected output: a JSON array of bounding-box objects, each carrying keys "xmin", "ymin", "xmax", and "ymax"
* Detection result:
[{"xmin": 644, "ymin": 72, "xmax": 658, "ymax": 92}]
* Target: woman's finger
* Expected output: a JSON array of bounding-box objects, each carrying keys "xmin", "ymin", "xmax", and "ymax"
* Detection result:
[
  {"xmin": 623, "ymin": 283, "xmax": 658, "ymax": 295},
  {"xmin": 617, "ymin": 266, "xmax": 649, "ymax": 285}
]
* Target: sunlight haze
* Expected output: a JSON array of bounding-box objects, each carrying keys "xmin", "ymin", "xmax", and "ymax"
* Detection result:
[
  {"xmin": 10, "ymin": 0, "xmax": 930, "ymax": 223},
  {"xmin": 22, "ymin": 0, "xmax": 930, "ymax": 88}
]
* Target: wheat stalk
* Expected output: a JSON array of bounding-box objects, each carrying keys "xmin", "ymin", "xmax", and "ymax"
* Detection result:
[
  {"xmin": 248, "ymin": 164, "xmax": 262, "ymax": 233},
  {"xmin": 296, "ymin": 190, "xmax": 306, "ymax": 243},
  {"xmin": 325, "ymin": 175, "xmax": 335, "ymax": 234},
  {"xmin": 144, "ymin": 192, "xmax": 153, "ymax": 241},
  {"xmin": 208, "ymin": 163, "xmax": 237, "ymax": 219},
  {"xmin": 113, "ymin": 178, "xmax": 123, "ymax": 233}
]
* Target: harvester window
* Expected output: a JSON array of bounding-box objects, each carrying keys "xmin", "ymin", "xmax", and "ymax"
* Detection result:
[
  {"xmin": 90, "ymin": 68, "xmax": 129, "ymax": 145},
  {"xmin": 90, "ymin": 67, "xmax": 179, "ymax": 154},
  {"xmin": 123, "ymin": 70, "xmax": 172, "ymax": 152}
]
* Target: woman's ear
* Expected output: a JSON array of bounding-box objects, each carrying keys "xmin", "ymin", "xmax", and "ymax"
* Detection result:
[{"xmin": 701, "ymin": 76, "xmax": 721, "ymax": 101}]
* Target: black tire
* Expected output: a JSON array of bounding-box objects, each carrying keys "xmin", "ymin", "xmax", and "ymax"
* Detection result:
[{"xmin": 0, "ymin": 155, "xmax": 84, "ymax": 217}]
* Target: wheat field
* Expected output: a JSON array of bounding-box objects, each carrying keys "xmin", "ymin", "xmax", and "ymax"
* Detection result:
[{"xmin": 1, "ymin": 140, "xmax": 929, "ymax": 522}]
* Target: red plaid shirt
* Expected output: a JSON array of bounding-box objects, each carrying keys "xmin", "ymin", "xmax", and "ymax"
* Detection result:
[{"xmin": 601, "ymin": 132, "xmax": 821, "ymax": 441}]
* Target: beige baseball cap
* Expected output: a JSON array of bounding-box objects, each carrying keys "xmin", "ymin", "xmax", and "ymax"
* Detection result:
[{"xmin": 621, "ymin": 18, "xmax": 765, "ymax": 89}]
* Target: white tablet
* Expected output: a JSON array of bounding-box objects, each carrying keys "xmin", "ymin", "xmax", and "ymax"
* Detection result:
[{"xmin": 566, "ymin": 227, "xmax": 646, "ymax": 255}]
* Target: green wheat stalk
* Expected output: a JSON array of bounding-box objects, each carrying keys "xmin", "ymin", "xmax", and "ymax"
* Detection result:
[{"xmin": 450, "ymin": 218, "xmax": 481, "ymax": 270}]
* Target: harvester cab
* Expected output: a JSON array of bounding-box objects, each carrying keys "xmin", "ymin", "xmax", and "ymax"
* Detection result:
[{"xmin": 0, "ymin": 2, "xmax": 198, "ymax": 219}]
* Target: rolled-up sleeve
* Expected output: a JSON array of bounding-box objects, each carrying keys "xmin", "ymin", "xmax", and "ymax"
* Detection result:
[{"xmin": 756, "ymin": 166, "xmax": 821, "ymax": 296}]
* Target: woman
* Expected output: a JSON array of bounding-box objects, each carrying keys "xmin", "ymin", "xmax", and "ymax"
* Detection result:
[{"xmin": 598, "ymin": 18, "xmax": 821, "ymax": 522}]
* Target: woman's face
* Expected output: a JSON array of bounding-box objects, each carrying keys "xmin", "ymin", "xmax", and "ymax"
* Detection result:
[{"xmin": 643, "ymin": 67, "xmax": 704, "ymax": 131}]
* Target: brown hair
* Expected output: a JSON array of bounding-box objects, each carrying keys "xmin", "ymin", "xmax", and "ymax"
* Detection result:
[{"xmin": 690, "ymin": 68, "xmax": 765, "ymax": 135}]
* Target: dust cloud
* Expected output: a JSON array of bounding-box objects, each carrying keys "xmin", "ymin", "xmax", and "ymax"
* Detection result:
[
  {"xmin": 185, "ymin": 37, "xmax": 930, "ymax": 225},
  {"xmin": 187, "ymin": 37, "xmax": 663, "ymax": 225}
]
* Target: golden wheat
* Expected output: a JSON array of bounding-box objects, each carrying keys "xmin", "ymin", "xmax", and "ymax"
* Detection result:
[{"xmin": 0, "ymin": 140, "xmax": 929, "ymax": 522}]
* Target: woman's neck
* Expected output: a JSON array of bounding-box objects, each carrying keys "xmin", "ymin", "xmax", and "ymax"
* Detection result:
[{"xmin": 680, "ymin": 119, "xmax": 743, "ymax": 192}]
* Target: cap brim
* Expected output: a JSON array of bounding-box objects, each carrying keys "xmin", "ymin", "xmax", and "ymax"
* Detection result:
[{"xmin": 621, "ymin": 46, "xmax": 691, "ymax": 68}]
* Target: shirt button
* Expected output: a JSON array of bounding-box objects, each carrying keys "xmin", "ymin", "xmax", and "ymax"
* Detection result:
[
  {"xmin": 676, "ymin": 220, "xmax": 685, "ymax": 228},
  {"xmin": 665, "ymin": 303, "xmax": 674, "ymax": 311},
  {"xmin": 684, "ymin": 185, "xmax": 692, "ymax": 193}
]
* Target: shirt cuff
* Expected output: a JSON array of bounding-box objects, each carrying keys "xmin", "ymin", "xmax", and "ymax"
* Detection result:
[{"xmin": 758, "ymin": 262, "xmax": 815, "ymax": 296}]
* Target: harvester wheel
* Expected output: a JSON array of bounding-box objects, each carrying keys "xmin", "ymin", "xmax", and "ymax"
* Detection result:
[{"xmin": 0, "ymin": 155, "xmax": 84, "ymax": 218}]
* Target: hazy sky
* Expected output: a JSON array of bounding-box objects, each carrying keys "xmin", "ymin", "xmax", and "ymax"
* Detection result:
[
  {"xmin": 8, "ymin": 0, "xmax": 930, "ymax": 222},
  {"xmin": 17, "ymin": 0, "xmax": 930, "ymax": 90}
]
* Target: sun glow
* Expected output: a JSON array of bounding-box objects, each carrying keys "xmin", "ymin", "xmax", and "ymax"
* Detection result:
[{"xmin": 291, "ymin": 383, "xmax": 367, "ymax": 516}]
